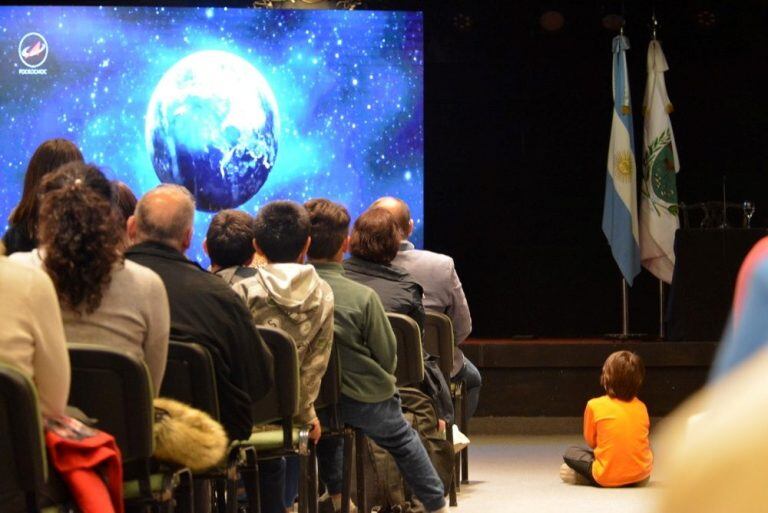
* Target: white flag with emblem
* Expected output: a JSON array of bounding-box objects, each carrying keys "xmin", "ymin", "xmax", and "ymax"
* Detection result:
[{"xmin": 640, "ymin": 40, "xmax": 680, "ymax": 284}]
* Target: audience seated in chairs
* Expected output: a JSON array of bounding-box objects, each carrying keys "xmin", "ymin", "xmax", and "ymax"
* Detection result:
[
  {"xmin": 124, "ymin": 184, "xmax": 274, "ymax": 443},
  {"xmin": 2, "ymin": 138, "xmax": 83, "ymax": 256},
  {"xmin": 373, "ymin": 196, "xmax": 482, "ymax": 421},
  {"xmin": 342, "ymin": 207, "xmax": 454, "ymax": 427},
  {"xmin": 0, "ymin": 249, "xmax": 70, "ymax": 418},
  {"xmin": 305, "ymin": 198, "xmax": 448, "ymax": 513},
  {"xmin": 9, "ymin": 162, "xmax": 170, "ymax": 394},
  {"xmin": 205, "ymin": 204, "xmax": 334, "ymax": 513}
]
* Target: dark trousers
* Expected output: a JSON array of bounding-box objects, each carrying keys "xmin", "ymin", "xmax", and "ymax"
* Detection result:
[
  {"xmin": 563, "ymin": 446, "xmax": 650, "ymax": 488},
  {"xmin": 562, "ymin": 446, "xmax": 599, "ymax": 486}
]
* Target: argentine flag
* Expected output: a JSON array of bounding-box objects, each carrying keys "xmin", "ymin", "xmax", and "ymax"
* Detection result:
[{"xmin": 603, "ymin": 34, "xmax": 641, "ymax": 285}]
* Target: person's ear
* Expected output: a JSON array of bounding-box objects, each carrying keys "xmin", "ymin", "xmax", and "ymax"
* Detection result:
[
  {"xmin": 181, "ymin": 228, "xmax": 193, "ymax": 252},
  {"xmin": 341, "ymin": 235, "xmax": 350, "ymax": 253},
  {"xmin": 298, "ymin": 236, "xmax": 311, "ymax": 263},
  {"xmin": 202, "ymin": 238, "xmax": 209, "ymax": 256},
  {"xmin": 126, "ymin": 215, "xmax": 137, "ymax": 242},
  {"xmin": 408, "ymin": 219, "xmax": 414, "ymax": 237}
]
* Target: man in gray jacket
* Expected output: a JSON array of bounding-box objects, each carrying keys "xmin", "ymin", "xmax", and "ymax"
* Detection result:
[{"xmin": 371, "ymin": 197, "xmax": 481, "ymax": 418}]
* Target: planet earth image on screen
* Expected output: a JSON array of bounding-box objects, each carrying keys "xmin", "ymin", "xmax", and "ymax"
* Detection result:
[{"xmin": 145, "ymin": 50, "xmax": 279, "ymax": 211}]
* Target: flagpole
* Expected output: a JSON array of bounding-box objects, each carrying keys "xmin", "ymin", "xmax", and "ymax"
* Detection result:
[
  {"xmin": 658, "ymin": 279, "xmax": 665, "ymax": 339},
  {"xmin": 622, "ymin": 278, "xmax": 630, "ymax": 337}
]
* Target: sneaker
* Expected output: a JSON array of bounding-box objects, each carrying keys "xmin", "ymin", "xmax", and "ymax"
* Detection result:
[
  {"xmin": 452, "ymin": 424, "xmax": 470, "ymax": 453},
  {"xmin": 559, "ymin": 463, "xmax": 591, "ymax": 485},
  {"xmin": 318, "ymin": 492, "xmax": 358, "ymax": 513}
]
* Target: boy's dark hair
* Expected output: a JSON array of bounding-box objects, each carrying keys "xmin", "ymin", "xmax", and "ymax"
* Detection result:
[
  {"xmin": 254, "ymin": 200, "xmax": 310, "ymax": 263},
  {"xmin": 600, "ymin": 351, "xmax": 645, "ymax": 401},
  {"xmin": 349, "ymin": 207, "xmax": 400, "ymax": 265},
  {"xmin": 206, "ymin": 209, "xmax": 255, "ymax": 268},
  {"xmin": 305, "ymin": 198, "xmax": 351, "ymax": 260}
]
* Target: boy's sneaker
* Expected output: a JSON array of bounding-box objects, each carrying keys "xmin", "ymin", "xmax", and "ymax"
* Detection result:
[
  {"xmin": 452, "ymin": 424, "xmax": 470, "ymax": 453},
  {"xmin": 559, "ymin": 463, "xmax": 591, "ymax": 485}
]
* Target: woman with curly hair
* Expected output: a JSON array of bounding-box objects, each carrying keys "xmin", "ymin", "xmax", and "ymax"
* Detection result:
[
  {"xmin": 10, "ymin": 161, "xmax": 170, "ymax": 392},
  {"xmin": 2, "ymin": 138, "xmax": 83, "ymax": 255}
]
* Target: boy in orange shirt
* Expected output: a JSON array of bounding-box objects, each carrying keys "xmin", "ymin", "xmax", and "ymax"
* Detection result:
[{"xmin": 560, "ymin": 350, "xmax": 653, "ymax": 487}]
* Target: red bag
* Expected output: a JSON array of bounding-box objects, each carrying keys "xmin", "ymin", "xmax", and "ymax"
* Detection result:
[{"xmin": 45, "ymin": 415, "xmax": 124, "ymax": 513}]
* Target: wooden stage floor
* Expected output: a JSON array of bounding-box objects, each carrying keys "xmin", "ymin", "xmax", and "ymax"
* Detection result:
[{"xmin": 461, "ymin": 338, "xmax": 717, "ymax": 417}]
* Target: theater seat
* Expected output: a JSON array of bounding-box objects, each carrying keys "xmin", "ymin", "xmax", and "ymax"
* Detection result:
[
  {"xmin": 236, "ymin": 326, "xmax": 316, "ymax": 513},
  {"xmin": 67, "ymin": 344, "xmax": 192, "ymax": 513},
  {"xmin": 0, "ymin": 362, "xmax": 74, "ymax": 513}
]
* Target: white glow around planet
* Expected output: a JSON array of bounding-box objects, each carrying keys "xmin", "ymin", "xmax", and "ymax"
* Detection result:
[{"xmin": 145, "ymin": 50, "xmax": 280, "ymax": 211}]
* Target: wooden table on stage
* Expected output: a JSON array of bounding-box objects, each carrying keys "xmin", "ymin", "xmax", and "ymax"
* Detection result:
[{"xmin": 667, "ymin": 228, "xmax": 767, "ymax": 341}]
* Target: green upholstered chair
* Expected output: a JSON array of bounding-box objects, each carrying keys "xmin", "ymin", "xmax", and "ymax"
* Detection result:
[
  {"xmin": 236, "ymin": 326, "xmax": 316, "ymax": 513},
  {"xmin": 160, "ymin": 341, "xmax": 242, "ymax": 513},
  {"xmin": 0, "ymin": 363, "xmax": 74, "ymax": 513},
  {"xmin": 67, "ymin": 344, "xmax": 192, "ymax": 513},
  {"xmin": 424, "ymin": 310, "xmax": 466, "ymax": 503}
]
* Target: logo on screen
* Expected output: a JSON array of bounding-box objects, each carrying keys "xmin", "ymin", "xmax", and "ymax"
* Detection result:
[{"xmin": 18, "ymin": 32, "xmax": 48, "ymax": 71}]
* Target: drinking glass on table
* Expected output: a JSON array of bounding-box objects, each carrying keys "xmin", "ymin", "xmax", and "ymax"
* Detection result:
[{"xmin": 743, "ymin": 201, "xmax": 755, "ymax": 228}]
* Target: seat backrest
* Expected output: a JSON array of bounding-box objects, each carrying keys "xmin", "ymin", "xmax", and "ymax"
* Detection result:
[
  {"xmin": 67, "ymin": 344, "xmax": 154, "ymax": 465},
  {"xmin": 315, "ymin": 342, "xmax": 342, "ymax": 429},
  {"xmin": 386, "ymin": 313, "xmax": 425, "ymax": 387},
  {"xmin": 0, "ymin": 363, "xmax": 47, "ymax": 510},
  {"xmin": 423, "ymin": 311, "xmax": 455, "ymax": 384},
  {"xmin": 160, "ymin": 341, "xmax": 220, "ymax": 420},
  {"xmin": 252, "ymin": 326, "xmax": 299, "ymax": 426}
]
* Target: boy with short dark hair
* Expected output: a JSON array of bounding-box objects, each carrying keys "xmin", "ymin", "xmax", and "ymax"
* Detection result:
[
  {"xmin": 204, "ymin": 209, "xmax": 257, "ymax": 271},
  {"xmin": 561, "ymin": 350, "xmax": 653, "ymax": 487},
  {"xmin": 206, "ymin": 200, "xmax": 334, "ymax": 513},
  {"xmin": 305, "ymin": 198, "xmax": 447, "ymax": 513}
]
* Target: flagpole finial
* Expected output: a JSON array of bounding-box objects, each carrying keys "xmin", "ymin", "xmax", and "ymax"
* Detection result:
[{"xmin": 651, "ymin": 14, "xmax": 659, "ymax": 40}]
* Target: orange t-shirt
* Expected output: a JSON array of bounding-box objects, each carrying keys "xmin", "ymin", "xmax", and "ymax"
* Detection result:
[{"xmin": 584, "ymin": 395, "xmax": 653, "ymax": 487}]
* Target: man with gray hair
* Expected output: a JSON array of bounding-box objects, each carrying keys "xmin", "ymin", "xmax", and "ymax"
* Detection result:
[
  {"xmin": 126, "ymin": 184, "xmax": 273, "ymax": 442},
  {"xmin": 371, "ymin": 196, "xmax": 481, "ymax": 419}
]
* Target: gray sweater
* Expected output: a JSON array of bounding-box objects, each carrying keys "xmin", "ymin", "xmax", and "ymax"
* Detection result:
[{"xmin": 10, "ymin": 250, "xmax": 170, "ymax": 393}]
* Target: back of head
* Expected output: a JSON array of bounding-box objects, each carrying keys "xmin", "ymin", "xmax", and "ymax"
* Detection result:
[
  {"xmin": 10, "ymin": 138, "xmax": 84, "ymax": 229},
  {"xmin": 37, "ymin": 161, "xmax": 120, "ymax": 314},
  {"xmin": 113, "ymin": 181, "xmax": 137, "ymax": 225},
  {"xmin": 349, "ymin": 207, "xmax": 400, "ymax": 265},
  {"xmin": 206, "ymin": 209, "xmax": 256, "ymax": 268},
  {"xmin": 305, "ymin": 198, "xmax": 351, "ymax": 260},
  {"xmin": 253, "ymin": 200, "xmax": 310, "ymax": 263},
  {"xmin": 600, "ymin": 350, "xmax": 645, "ymax": 401},
  {"xmin": 370, "ymin": 196, "xmax": 411, "ymax": 240},
  {"xmin": 133, "ymin": 184, "xmax": 196, "ymax": 250}
]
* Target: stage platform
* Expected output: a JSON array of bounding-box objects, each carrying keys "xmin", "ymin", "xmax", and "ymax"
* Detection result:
[{"xmin": 461, "ymin": 338, "xmax": 717, "ymax": 417}]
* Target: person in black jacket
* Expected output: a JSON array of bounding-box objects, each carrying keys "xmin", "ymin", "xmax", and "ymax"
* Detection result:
[
  {"xmin": 125, "ymin": 184, "xmax": 273, "ymax": 442},
  {"xmin": 343, "ymin": 207, "xmax": 425, "ymax": 331}
]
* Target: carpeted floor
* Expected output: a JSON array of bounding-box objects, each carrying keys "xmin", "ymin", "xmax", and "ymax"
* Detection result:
[{"xmin": 452, "ymin": 434, "xmax": 661, "ymax": 513}]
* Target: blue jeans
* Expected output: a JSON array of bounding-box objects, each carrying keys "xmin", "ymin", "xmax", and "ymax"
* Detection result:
[
  {"xmin": 452, "ymin": 356, "xmax": 481, "ymax": 419},
  {"xmin": 317, "ymin": 394, "xmax": 446, "ymax": 512}
]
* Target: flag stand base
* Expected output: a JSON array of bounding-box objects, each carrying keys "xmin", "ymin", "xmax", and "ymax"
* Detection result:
[{"xmin": 603, "ymin": 332, "xmax": 648, "ymax": 341}]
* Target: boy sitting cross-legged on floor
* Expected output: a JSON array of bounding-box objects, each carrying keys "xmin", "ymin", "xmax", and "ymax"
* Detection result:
[
  {"xmin": 561, "ymin": 350, "xmax": 654, "ymax": 487},
  {"xmin": 205, "ymin": 204, "xmax": 334, "ymax": 513}
]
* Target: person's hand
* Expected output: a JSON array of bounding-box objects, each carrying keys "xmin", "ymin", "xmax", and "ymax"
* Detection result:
[
  {"xmin": 308, "ymin": 417, "xmax": 322, "ymax": 444},
  {"xmin": 438, "ymin": 419, "xmax": 446, "ymax": 433}
]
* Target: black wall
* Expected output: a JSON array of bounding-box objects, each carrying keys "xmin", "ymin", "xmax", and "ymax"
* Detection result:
[
  {"xmin": 423, "ymin": 1, "xmax": 768, "ymax": 338},
  {"xmin": 16, "ymin": 0, "xmax": 768, "ymax": 338}
]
